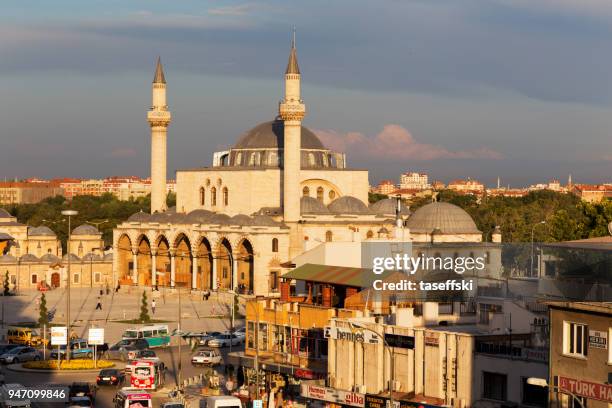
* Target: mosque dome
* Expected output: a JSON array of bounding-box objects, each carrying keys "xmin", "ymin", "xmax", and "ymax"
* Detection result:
[
  {"xmin": 406, "ymin": 202, "xmax": 480, "ymax": 234},
  {"xmin": 187, "ymin": 209, "xmax": 213, "ymax": 223},
  {"xmin": 72, "ymin": 224, "xmax": 100, "ymax": 235},
  {"xmin": 40, "ymin": 253, "xmax": 60, "ymax": 263},
  {"xmin": 301, "ymin": 197, "xmax": 330, "ymax": 214},
  {"xmin": 20, "ymin": 254, "xmax": 40, "ymax": 262},
  {"xmin": 28, "ymin": 226, "xmax": 56, "ymax": 237},
  {"xmin": 328, "ymin": 196, "xmax": 370, "ymax": 214},
  {"xmin": 251, "ymin": 214, "xmax": 281, "ymax": 227},
  {"xmin": 234, "ymin": 120, "xmax": 324, "ymax": 150},
  {"xmin": 369, "ymin": 198, "xmax": 411, "ymax": 216},
  {"xmin": 127, "ymin": 211, "xmax": 151, "ymax": 223},
  {"xmin": 230, "ymin": 214, "xmax": 253, "ymax": 226}
]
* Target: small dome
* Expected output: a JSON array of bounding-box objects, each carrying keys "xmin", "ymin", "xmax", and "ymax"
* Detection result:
[
  {"xmin": 40, "ymin": 253, "xmax": 60, "ymax": 263},
  {"xmin": 187, "ymin": 209, "xmax": 213, "ymax": 223},
  {"xmin": 149, "ymin": 212, "xmax": 173, "ymax": 223},
  {"xmin": 72, "ymin": 224, "xmax": 100, "ymax": 235},
  {"xmin": 406, "ymin": 202, "xmax": 480, "ymax": 234},
  {"xmin": 207, "ymin": 213, "xmax": 231, "ymax": 225},
  {"xmin": 20, "ymin": 253, "xmax": 40, "ymax": 262},
  {"xmin": 369, "ymin": 198, "xmax": 410, "ymax": 216},
  {"xmin": 28, "ymin": 226, "xmax": 57, "ymax": 237},
  {"xmin": 168, "ymin": 213, "xmax": 191, "ymax": 224},
  {"xmin": 301, "ymin": 197, "xmax": 330, "ymax": 214},
  {"xmin": 63, "ymin": 253, "xmax": 81, "ymax": 261},
  {"xmin": 103, "ymin": 252, "xmax": 114, "ymax": 261},
  {"xmin": 82, "ymin": 252, "xmax": 102, "ymax": 261},
  {"xmin": 328, "ymin": 196, "xmax": 370, "ymax": 214},
  {"xmin": 230, "ymin": 214, "xmax": 253, "ymax": 226},
  {"xmin": 128, "ymin": 211, "xmax": 151, "ymax": 223},
  {"xmin": 234, "ymin": 120, "xmax": 324, "ymax": 150},
  {"xmin": 251, "ymin": 215, "xmax": 280, "ymax": 227},
  {"xmin": 0, "ymin": 254, "xmax": 17, "ymax": 263}
]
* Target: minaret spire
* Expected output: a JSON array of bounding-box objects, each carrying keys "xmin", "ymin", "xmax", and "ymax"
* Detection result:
[
  {"xmin": 153, "ymin": 56, "xmax": 166, "ymax": 84},
  {"xmin": 285, "ymin": 28, "xmax": 300, "ymax": 75}
]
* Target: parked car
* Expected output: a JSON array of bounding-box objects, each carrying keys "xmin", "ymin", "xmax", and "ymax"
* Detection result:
[
  {"xmin": 105, "ymin": 339, "xmax": 149, "ymax": 361},
  {"xmin": 96, "ymin": 368, "xmax": 125, "ymax": 387},
  {"xmin": 232, "ymin": 328, "xmax": 246, "ymax": 342},
  {"xmin": 196, "ymin": 332, "xmax": 222, "ymax": 346},
  {"xmin": 191, "ymin": 349, "xmax": 222, "ymax": 366},
  {"xmin": 0, "ymin": 344, "xmax": 20, "ymax": 355},
  {"xmin": 50, "ymin": 338, "xmax": 94, "ymax": 360},
  {"xmin": 207, "ymin": 333, "xmax": 242, "ymax": 348},
  {"xmin": 69, "ymin": 382, "xmax": 96, "ymax": 402},
  {"xmin": 67, "ymin": 396, "xmax": 93, "ymax": 408},
  {"xmin": 199, "ymin": 396, "xmax": 242, "ymax": 408},
  {"xmin": 0, "ymin": 346, "xmax": 41, "ymax": 364}
]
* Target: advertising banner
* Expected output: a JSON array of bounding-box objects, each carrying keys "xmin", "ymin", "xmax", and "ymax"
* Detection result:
[
  {"xmin": 301, "ymin": 384, "xmax": 365, "ymax": 407},
  {"xmin": 50, "ymin": 327, "xmax": 67, "ymax": 346}
]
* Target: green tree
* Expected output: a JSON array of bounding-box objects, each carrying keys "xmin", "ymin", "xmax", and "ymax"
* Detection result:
[
  {"xmin": 3, "ymin": 271, "xmax": 9, "ymax": 296},
  {"xmin": 166, "ymin": 192, "xmax": 177, "ymax": 208},
  {"xmin": 38, "ymin": 293, "xmax": 49, "ymax": 327},
  {"xmin": 368, "ymin": 192, "xmax": 388, "ymax": 203},
  {"xmin": 139, "ymin": 291, "xmax": 151, "ymax": 323}
]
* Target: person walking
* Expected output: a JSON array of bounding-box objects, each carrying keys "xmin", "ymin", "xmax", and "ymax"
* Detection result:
[
  {"xmin": 95, "ymin": 296, "xmax": 102, "ymax": 310},
  {"xmin": 151, "ymin": 299, "xmax": 156, "ymax": 315}
]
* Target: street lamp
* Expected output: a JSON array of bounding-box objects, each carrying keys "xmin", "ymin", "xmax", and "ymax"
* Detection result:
[
  {"xmin": 348, "ymin": 321, "xmax": 394, "ymax": 405},
  {"xmin": 530, "ymin": 221, "xmax": 546, "ymax": 277},
  {"xmin": 61, "ymin": 209, "xmax": 78, "ymax": 361},
  {"xmin": 527, "ymin": 377, "xmax": 585, "ymax": 408}
]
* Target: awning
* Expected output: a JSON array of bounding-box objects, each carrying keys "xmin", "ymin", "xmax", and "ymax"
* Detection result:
[
  {"xmin": 282, "ymin": 263, "xmax": 394, "ymax": 288},
  {"xmin": 227, "ymin": 352, "xmax": 326, "ymax": 379}
]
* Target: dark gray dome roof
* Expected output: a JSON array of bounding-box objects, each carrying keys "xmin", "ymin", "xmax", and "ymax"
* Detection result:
[
  {"xmin": 103, "ymin": 252, "xmax": 113, "ymax": 261},
  {"xmin": 20, "ymin": 253, "xmax": 40, "ymax": 262},
  {"xmin": 328, "ymin": 196, "xmax": 370, "ymax": 214},
  {"xmin": 0, "ymin": 254, "xmax": 17, "ymax": 263},
  {"xmin": 128, "ymin": 211, "xmax": 151, "ymax": 223},
  {"xmin": 28, "ymin": 226, "xmax": 57, "ymax": 237},
  {"xmin": 406, "ymin": 202, "xmax": 480, "ymax": 234},
  {"xmin": 230, "ymin": 214, "xmax": 253, "ymax": 226},
  {"xmin": 187, "ymin": 209, "xmax": 213, "ymax": 223},
  {"xmin": 369, "ymin": 198, "xmax": 410, "ymax": 216},
  {"xmin": 63, "ymin": 253, "xmax": 81, "ymax": 261},
  {"xmin": 82, "ymin": 252, "xmax": 102, "ymax": 261},
  {"xmin": 233, "ymin": 120, "xmax": 325, "ymax": 150},
  {"xmin": 301, "ymin": 197, "xmax": 330, "ymax": 214},
  {"xmin": 72, "ymin": 224, "xmax": 100, "ymax": 235},
  {"xmin": 149, "ymin": 212, "xmax": 173, "ymax": 223},
  {"xmin": 40, "ymin": 253, "xmax": 60, "ymax": 263},
  {"xmin": 168, "ymin": 213, "xmax": 191, "ymax": 224},
  {"xmin": 207, "ymin": 213, "xmax": 231, "ymax": 225}
]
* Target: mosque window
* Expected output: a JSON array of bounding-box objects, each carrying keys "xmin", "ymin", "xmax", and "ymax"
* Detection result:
[
  {"xmin": 31, "ymin": 274, "xmax": 37, "ymax": 284},
  {"xmin": 328, "ymin": 190, "xmax": 336, "ymax": 200},
  {"xmin": 302, "ymin": 186, "xmax": 310, "ymax": 197},
  {"xmin": 308, "ymin": 152, "xmax": 316, "ymax": 167},
  {"xmin": 322, "ymin": 154, "xmax": 329, "ymax": 167},
  {"xmin": 206, "ymin": 179, "xmax": 211, "ymax": 186},
  {"xmin": 211, "ymin": 187, "xmax": 217, "ymax": 206},
  {"xmin": 325, "ymin": 231, "xmax": 333, "ymax": 242},
  {"xmin": 200, "ymin": 187, "xmax": 205, "ymax": 206},
  {"xmin": 272, "ymin": 238, "xmax": 279, "ymax": 253},
  {"xmin": 223, "ymin": 187, "xmax": 229, "ymax": 206},
  {"xmin": 268, "ymin": 151, "xmax": 278, "ymax": 166},
  {"xmin": 235, "ymin": 152, "xmax": 242, "ymax": 166},
  {"xmin": 366, "ymin": 230, "xmax": 374, "ymax": 239},
  {"xmin": 317, "ymin": 187, "xmax": 324, "ymax": 202},
  {"xmin": 254, "ymin": 152, "xmax": 261, "ymax": 166}
]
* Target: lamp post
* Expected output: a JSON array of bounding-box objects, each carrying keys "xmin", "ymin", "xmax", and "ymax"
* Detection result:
[
  {"xmin": 530, "ymin": 221, "xmax": 546, "ymax": 277},
  {"xmin": 527, "ymin": 377, "xmax": 585, "ymax": 408},
  {"xmin": 348, "ymin": 321, "xmax": 393, "ymax": 405},
  {"xmin": 61, "ymin": 209, "xmax": 78, "ymax": 361}
]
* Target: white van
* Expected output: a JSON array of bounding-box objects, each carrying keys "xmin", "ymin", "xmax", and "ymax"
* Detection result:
[{"xmin": 199, "ymin": 396, "xmax": 242, "ymax": 408}]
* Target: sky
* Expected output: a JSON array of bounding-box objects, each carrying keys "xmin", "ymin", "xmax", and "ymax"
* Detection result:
[{"xmin": 0, "ymin": 0, "xmax": 611, "ymax": 187}]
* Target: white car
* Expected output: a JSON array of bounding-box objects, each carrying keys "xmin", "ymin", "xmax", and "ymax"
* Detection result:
[
  {"xmin": 207, "ymin": 334, "xmax": 242, "ymax": 348},
  {"xmin": 0, "ymin": 347, "xmax": 41, "ymax": 364},
  {"xmin": 232, "ymin": 328, "xmax": 246, "ymax": 342},
  {"xmin": 191, "ymin": 350, "xmax": 222, "ymax": 366}
]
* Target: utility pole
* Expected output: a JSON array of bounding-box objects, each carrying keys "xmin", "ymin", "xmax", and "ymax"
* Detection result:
[
  {"xmin": 178, "ymin": 284, "xmax": 182, "ymax": 388},
  {"xmin": 61, "ymin": 210, "xmax": 78, "ymax": 361}
]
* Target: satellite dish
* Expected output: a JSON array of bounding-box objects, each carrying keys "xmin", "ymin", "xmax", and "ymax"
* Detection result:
[{"xmin": 608, "ymin": 221, "xmax": 612, "ymax": 236}]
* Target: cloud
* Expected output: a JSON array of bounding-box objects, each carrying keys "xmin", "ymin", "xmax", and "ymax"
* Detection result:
[
  {"xmin": 208, "ymin": 4, "xmax": 252, "ymax": 17},
  {"xmin": 315, "ymin": 125, "xmax": 503, "ymax": 161},
  {"xmin": 110, "ymin": 147, "xmax": 137, "ymax": 158}
]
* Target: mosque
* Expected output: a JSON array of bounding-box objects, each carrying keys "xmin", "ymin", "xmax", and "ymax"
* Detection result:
[{"xmin": 112, "ymin": 36, "xmax": 498, "ymax": 296}]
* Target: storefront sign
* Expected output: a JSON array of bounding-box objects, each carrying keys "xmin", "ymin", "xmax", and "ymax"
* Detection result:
[
  {"xmin": 294, "ymin": 368, "xmax": 323, "ymax": 380},
  {"xmin": 301, "ymin": 384, "xmax": 365, "ymax": 407},
  {"xmin": 424, "ymin": 333, "xmax": 439, "ymax": 347},
  {"xmin": 558, "ymin": 376, "xmax": 612, "ymax": 403},
  {"xmin": 588, "ymin": 330, "xmax": 607, "ymax": 349},
  {"xmin": 364, "ymin": 395, "xmax": 442, "ymax": 408},
  {"xmin": 385, "ymin": 333, "xmax": 415, "ymax": 349},
  {"xmin": 324, "ymin": 326, "xmax": 379, "ymax": 344}
]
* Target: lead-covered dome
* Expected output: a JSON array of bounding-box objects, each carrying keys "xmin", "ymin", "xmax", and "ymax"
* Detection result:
[
  {"xmin": 234, "ymin": 120, "xmax": 324, "ymax": 150},
  {"xmin": 328, "ymin": 196, "xmax": 370, "ymax": 214},
  {"xmin": 28, "ymin": 226, "xmax": 56, "ymax": 237},
  {"xmin": 72, "ymin": 224, "xmax": 100, "ymax": 235},
  {"xmin": 369, "ymin": 198, "xmax": 411, "ymax": 216},
  {"xmin": 406, "ymin": 202, "xmax": 480, "ymax": 234},
  {"xmin": 301, "ymin": 197, "xmax": 330, "ymax": 214}
]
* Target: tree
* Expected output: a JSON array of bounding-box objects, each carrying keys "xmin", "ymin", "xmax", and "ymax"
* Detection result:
[
  {"xmin": 38, "ymin": 293, "xmax": 49, "ymax": 327},
  {"xmin": 3, "ymin": 271, "xmax": 9, "ymax": 296},
  {"xmin": 139, "ymin": 291, "xmax": 151, "ymax": 323}
]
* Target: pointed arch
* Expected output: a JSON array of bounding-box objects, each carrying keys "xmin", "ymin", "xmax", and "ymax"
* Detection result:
[
  {"xmin": 196, "ymin": 237, "xmax": 213, "ymax": 290},
  {"xmin": 215, "ymin": 237, "xmax": 233, "ymax": 290},
  {"xmin": 155, "ymin": 235, "xmax": 171, "ymax": 286},
  {"xmin": 174, "ymin": 233, "xmax": 192, "ymax": 288},
  {"xmin": 136, "ymin": 235, "xmax": 152, "ymax": 286},
  {"xmin": 237, "ymin": 238, "xmax": 254, "ymax": 293},
  {"xmin": 117, "ymin": 234, "xmax": 132, "ymax": 282}
]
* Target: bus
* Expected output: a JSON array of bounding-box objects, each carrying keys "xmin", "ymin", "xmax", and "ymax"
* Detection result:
[
  {"xmin": 113, "ymin": 389, "xmax": 152, "ymax": 408},
  {"xmin": 129, "ymin": 360, "xmax": 165, "ymax": 390},
  {"xmin": 121, "ymin": 325, "xmax": 170, "ymax": 348}
]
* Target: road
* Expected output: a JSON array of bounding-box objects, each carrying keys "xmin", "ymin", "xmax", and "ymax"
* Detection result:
[{"xmin": 4, "ymin": 344, "xmax": 242, "ymax": 408}]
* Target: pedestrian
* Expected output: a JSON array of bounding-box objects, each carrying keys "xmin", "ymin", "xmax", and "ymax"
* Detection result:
[
  {"xmin": 115, "ymin": 283, "xmax": 121, "ymax": 293},
  {"xmin": 95, "ymin": 296, "xmax": 102, "ymax": 310},
  {"xmin": 151, "ymin": 299, "xmax": 156, "ymax": 315},
  {"xmin": 99, "ymin": 288, "xmax": 103, "ymax": 296}
]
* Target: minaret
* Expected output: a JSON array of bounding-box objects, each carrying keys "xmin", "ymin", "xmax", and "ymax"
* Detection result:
[
  {"xmin": 279, "ymin": 29, "xmax": 306, "ymax": 222},
  {"xmin": 147, "ymin": 57, "xmax": 172, "ymax": 214}
]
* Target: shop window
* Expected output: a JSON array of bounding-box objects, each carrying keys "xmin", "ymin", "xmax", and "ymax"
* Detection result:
[
  {"xmin": 482, "ymin": 371, "xmax": 507, "ymax": 401},
  {"xmin": 563, "ymin": 321, "xmax": 588, "ymax": 357},
  {"xmin": 258, "ymin": 323, "xmax": 268, "ymax": 351},
  {"xmin": 247, "ymin": 322, "xmax": 255, "ymax": 349}
]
